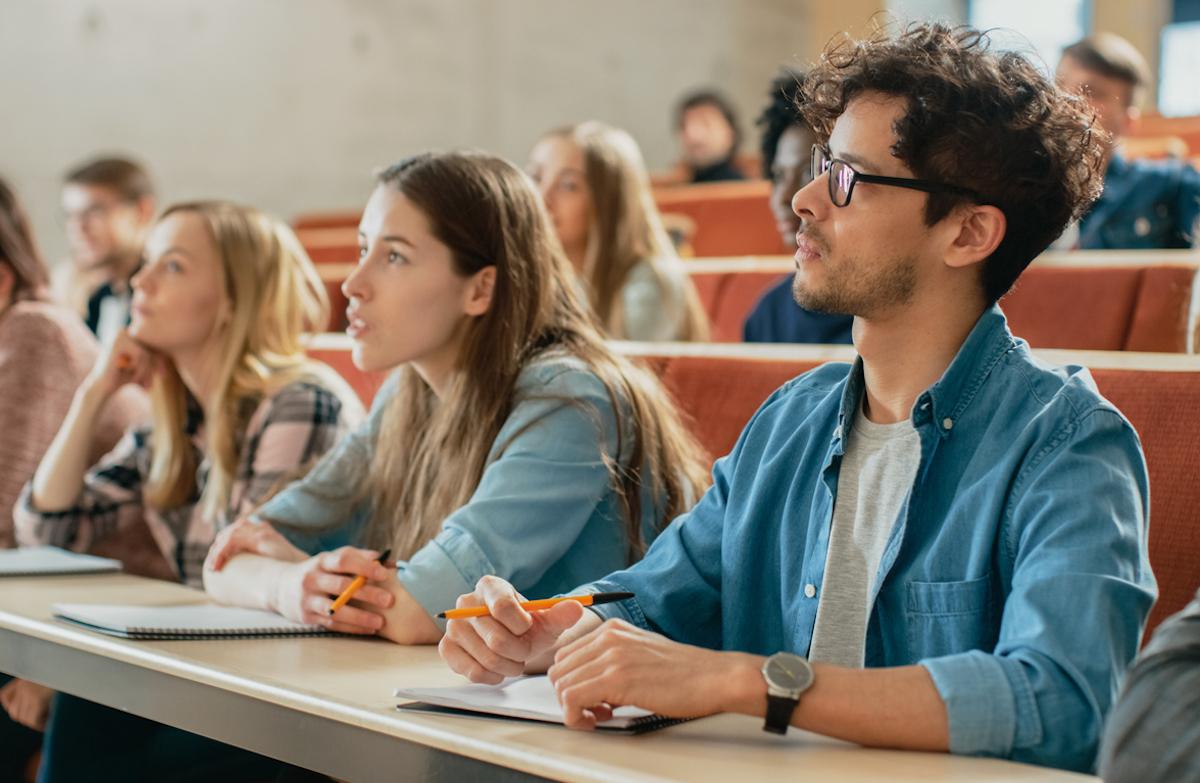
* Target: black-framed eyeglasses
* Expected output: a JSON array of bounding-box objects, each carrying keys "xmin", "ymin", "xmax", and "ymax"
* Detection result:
[{"xmin": 811, "ymin": 145, "xmax": 981, "ymax": 207}]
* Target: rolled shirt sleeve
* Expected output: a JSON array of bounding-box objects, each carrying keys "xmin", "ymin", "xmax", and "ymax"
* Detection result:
[{"xmin": 920, "ymin": 408, "xmax": 1156, "ymax": 771}]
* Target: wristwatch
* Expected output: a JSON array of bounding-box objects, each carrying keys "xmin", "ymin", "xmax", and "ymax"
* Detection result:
[{"xmin": 761, "ymin": 652, "xmax": 814, "ymax": 735}]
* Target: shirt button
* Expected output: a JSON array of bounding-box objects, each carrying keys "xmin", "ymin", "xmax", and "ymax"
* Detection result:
[
  {"xmin": 942, "ymin": 417, "xmax": 954, "ymax": 431},
  {"xmin": 804, "ymin": 583, "xmax": 817, "ymax": 598},
  {"xmin": 833, "ymin": 425, "xmax": 843, "ymax": 439}
]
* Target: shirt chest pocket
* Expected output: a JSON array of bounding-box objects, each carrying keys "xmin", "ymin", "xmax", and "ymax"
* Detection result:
[{"xmin": 905, "ymin": 573, "xmax": 997, "ymax": 659}]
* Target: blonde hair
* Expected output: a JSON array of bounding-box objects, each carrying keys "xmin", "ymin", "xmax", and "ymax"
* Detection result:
[
  {"xmin": 144, "ymin": 201, "xmax": 343, "ymax": 519},
  {"xmin": 543, "ymin": 122, "xmax": 709, "ymax": 341},
  {"xmin": 360, "ymin": 152, "xmax": 710, "ymax": 561}
]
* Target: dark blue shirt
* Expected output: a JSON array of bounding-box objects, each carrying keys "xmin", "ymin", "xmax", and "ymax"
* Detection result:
[
  {"xmin": 742, "ymin": 275, "xmax": 854, "ymax": 344},
  {"xmin": 1078, "ymin": 155, "xmax": 1200, "ymax": 249}
]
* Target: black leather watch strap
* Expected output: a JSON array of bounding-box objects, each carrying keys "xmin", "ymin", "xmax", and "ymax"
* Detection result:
[{"xmin": 764, "ymin": 693, "xmax": 798, "ymax": 735}]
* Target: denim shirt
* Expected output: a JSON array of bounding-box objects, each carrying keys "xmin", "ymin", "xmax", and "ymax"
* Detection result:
[
  {"xmin": 588, "ymin": 305, "xmax": 1156, "ymax": 772},
  {"xmin": 256, "ymin": 354, "xmax": 661, "ymax": 627},
  {"xmin": 1078, "ymin": 154, "xmax": 1200, "ymax": 249}
]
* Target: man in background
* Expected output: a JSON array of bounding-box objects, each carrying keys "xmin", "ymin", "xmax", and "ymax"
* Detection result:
[
  {"xmin": 743, "ymin": 70, "xmax": 853, "ymax": 344},
  {"xmin": 60, "ymin": 157, "xmax": 156, "ymax": 346},
  {"xmin": 675, "ymin": 89, "xmax": 746, "ymax": 183},
  {"xmin": 1056, "ymin": 33, "xmax": 1200, "ymax": 249}
]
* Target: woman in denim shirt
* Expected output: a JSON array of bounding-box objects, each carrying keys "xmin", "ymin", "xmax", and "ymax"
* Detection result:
[{"xmin": 203, "ymin": 151, "xmax": 710, "ymax": 643}]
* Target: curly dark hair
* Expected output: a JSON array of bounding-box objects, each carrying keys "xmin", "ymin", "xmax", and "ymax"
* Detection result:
[
  {"xmin": 756, "ymin": 68, "xmax": 810, "ymax": 179},
  {"xmin": 801, "ymin": 23, "xmax": 1105, "ymax": 302}
]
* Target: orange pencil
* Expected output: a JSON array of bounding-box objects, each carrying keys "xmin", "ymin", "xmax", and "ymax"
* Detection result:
[
  {"xmin": 437, "ymin": 591, "xmax": 634, "ymax": 620},
  {"xmin": 115, "ymin": 353, "xmax": 134, "ymax": 370},
  {"xmin": 328, "ymin": 548, "xmax": 391, "ymax": 616}
]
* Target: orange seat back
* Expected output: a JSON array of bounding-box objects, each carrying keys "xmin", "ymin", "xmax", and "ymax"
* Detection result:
[{"xmin": 654, "ymin": 181, "xmax": 779, "ymax": 257}]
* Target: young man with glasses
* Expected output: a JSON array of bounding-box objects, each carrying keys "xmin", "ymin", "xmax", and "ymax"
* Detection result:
[
  {"xmin": 439, "ymin": 24, "xmax": 1155, "ymax": 773},
  {"xmin": 60, "ymin": 157, "xmax": 156, "ymax": 346}
]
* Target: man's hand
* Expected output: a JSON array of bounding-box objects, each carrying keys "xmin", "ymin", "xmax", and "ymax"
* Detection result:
[
  {"xmin": 547, "ymin": 619, "xmax": 763, "ymax": 729},
  {"xmin": 439, "ymin": 576, "xmax": 596, "ymax": 683}
]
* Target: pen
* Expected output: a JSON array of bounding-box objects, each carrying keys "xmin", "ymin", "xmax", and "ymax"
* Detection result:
[
  {"xmin": 328, "ymin": 548, "xmax": 391, "ymax": 616},
  {"xmin": 437, "ymin": 591, "xmax": 635, "ymax": 620}
]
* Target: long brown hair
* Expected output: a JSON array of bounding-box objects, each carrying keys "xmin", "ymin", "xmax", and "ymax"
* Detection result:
[
  {"xmin": 144, "ymin": 202, "xmax": 353, "ymax": 519},
  {"xmin": 541, "ymin": 122, "xmax": 709, "ymax": 341},
  {"xmin": 0, "ymin": 177, "xmax": 50, "ymax": 303},
  {"xmin": 361, "ymin": 152, "xmax": 710, "ymax": 561}
]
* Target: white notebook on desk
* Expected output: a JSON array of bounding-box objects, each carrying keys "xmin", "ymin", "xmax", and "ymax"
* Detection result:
[
  {"xmin": 395, "ymin": 675, "xmax": 689, "ymax": 734},
  {"xmin": 53, "ymin": 603, "xmax": 330, "ymax": 640},
  {"xmin": 0, "ymin": 547, "xmax": 121, "ymax": 576}
]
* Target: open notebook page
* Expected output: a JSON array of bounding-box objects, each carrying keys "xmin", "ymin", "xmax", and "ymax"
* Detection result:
[{"xmin": 396, "ymin": 675, "xmax": 686, "ymax": 733}]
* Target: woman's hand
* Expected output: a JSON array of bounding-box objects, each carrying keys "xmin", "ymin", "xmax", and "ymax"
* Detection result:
[
  {"xmin": 83, "ymin": 328, "xmax": 162, "ymax": 401},
  {"xmin": 204, "ymin": 518, "xmax": 307, "ymax": 573},
  {"xmin": 271, "ymin": 547, "xmax": 396, "ymax": 634},
  {"xmin": 0, "ymin": 678, "xmax": 54, "ymax": 732}
]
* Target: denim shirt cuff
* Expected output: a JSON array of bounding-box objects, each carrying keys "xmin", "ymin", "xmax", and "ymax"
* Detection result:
[
  {"xmin": 579, "ymin": 578, "xmax": 650, "ymax": 630},
  {"xmin": 921, "ymin": 650, "xmax": 1020, "ymax": 756},
  {"xmin": 398, "ymin": 526, "xmax": 496, "ymax": 632}
]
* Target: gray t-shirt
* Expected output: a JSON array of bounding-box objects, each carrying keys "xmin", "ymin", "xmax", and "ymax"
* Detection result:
[{"xmin": 809, "ymin": 402, "xmax": 921, "ymax": 667}]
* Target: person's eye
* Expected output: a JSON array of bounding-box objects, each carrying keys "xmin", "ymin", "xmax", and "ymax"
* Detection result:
[
  {"xmin": 387, "ymin": 250, "xmax": 408, "ymax": 265},
  {"xmin": 165, "ymin": 259, "xmax": 184, "ymax": 273},
  {"xmin": 358, "ymin": 245, "xmax": 368, "ymax": 261},
  {"xmin": 560, "ymin": 179, "xmax": 580, "ymax": 193}
]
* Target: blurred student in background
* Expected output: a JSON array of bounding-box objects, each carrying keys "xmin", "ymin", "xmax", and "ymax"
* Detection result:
[
  {"xmin": 60, "ymin": 157, "xmax": 157, "ymax": 345},
  {"xmin": 528, "ymin": 122, "xmax": 709, "ymax": 341},
  {"xmin": 675, "ymin": 89, "xmax": 746, "ymax": 183},
  {"xmin": 743, "ymin": 70, "xmax": 854, "ymax": 344},
  {"xmin": 1056, "ymin": 33, "xmax": 1200, "ymax": 249}
]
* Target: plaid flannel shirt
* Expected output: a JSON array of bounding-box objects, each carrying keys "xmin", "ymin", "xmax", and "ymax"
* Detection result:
[{"xmin": 15, "ymin": 379, "xmax": 361, "ymax": 587}]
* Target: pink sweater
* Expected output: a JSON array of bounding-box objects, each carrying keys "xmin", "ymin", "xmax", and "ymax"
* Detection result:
[{"xmin": 0, "ymin": 301, "xmax": 151, "ymax": 561}]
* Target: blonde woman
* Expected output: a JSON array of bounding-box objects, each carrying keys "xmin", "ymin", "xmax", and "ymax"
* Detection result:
[
  {"xmin": 203, "ymin": 151, "xmax": 710, "ymax": 646},
  {"xmin": 527, "ymin": 122, "xmax": 709, "ymax": 341},
  {"xmin": 18, "ymin": 202, "xmax": 364, "ymax": 783}
]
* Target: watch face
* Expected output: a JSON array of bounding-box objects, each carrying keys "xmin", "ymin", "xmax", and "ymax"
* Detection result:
[{"xmin": 765, "ymin": 653, "xmax": 813, "ymax": 691}]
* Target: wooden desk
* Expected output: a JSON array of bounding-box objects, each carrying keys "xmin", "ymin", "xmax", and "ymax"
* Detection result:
[{"xmin": 0, "ymin": 573, "xmax": 1096, "ymax": 782}]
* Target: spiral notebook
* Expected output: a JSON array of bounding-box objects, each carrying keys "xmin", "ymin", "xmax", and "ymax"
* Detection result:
[
  {"xmin": 52, "ymin": 603, "xmax": 330, "ymax": 640},
  {"xmin": 395, "ymin": 675, "xmax": 690, "ymax": 734},
  {"xmin": 0, "ymin": 547, "xmax": 121, "ymax": 576}
]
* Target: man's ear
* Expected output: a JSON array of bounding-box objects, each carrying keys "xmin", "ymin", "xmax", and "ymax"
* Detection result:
[
  {"xmin": 944, "ymin": 204, "xmax": 1006, "ymax": 271},
  {"xmin": 463, "ymin": 266, "xmax": 496, "ymax": 317}
]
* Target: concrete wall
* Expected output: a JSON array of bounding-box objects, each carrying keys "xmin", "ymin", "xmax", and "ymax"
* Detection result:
[
  {"xmin": 2, "ymin": 0, "xmax": 834, "ymax": 266},
  {"xmin": 0, "ymin": 0, "xmax": 1173, "ymax": 270}
]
